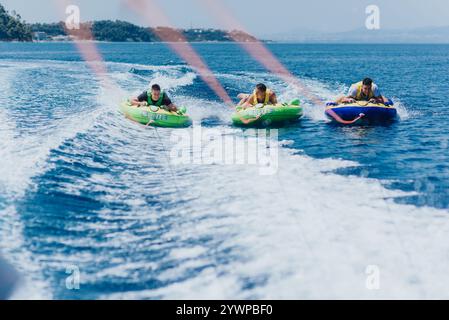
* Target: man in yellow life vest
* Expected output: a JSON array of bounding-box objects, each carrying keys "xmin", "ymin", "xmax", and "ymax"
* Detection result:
[
  {"xmin": 237, "ymin": 83, "xmax": 278, "ymax": 108},
  {"xmin": 339, "ymin": 78, "xmax": 389, "ymax": 104}
]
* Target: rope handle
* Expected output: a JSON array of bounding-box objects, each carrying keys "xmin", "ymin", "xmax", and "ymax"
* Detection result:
[
  {"xmin": 239, "ymin": 115, "xmax": 261, "ymax": 125},
  {"xmin": 327, "ymin": 109, "xmax": 365, "ymax": 125}
]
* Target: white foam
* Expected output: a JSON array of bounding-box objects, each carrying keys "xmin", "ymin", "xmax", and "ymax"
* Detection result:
[
  {"xmin": 392, "ymin": 97, "xmax": 414, "ymax": 120},
  {"xmin": 0, "ymin": 59, "xmax": 439, "ymax": 300},
  {"xmin": 0, "ymin": 206, "xmax": 52, "ymax": 300},
  {"xmin": 99, "ymin": 132, "xmax": 449, "ymax": 300},
  {"xmin": 0, "ymin": 64, "xmax": 51, "ymax": 299},
  {"xmin": 149, "ymin": 71, "xmax": 196, "ymax": 92},
  {"xmin": 177, "ymin": 96, "xmax": 232, "ymax": 123},
  {"xmin": 0, "ymin": 59, "xmax": 119, "ymax": 299}
]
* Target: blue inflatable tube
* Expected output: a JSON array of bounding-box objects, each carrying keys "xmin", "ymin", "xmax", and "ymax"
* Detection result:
[{"xmin": 325, "ymin": 99, "xmax": 397, "ymax": 124}]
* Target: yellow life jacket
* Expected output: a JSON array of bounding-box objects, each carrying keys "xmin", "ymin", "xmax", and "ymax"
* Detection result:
[
  {"xmin": 252, "ymin": 89, "xmax": 272, "ymax": 106},
  {"xmin": 353, "ymin": 81, "xmax": 374, "ymax": 100}
]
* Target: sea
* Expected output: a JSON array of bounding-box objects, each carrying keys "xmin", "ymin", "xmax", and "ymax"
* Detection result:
[{"xmin": 0, "ymin": 42, "xmax": 448, "ymax": 299}]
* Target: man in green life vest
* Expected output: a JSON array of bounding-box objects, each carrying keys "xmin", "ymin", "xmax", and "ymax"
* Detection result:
[
  {"xmin": 237, "ymin": 83, "xmax": 278, "ymax": 109},
  {"xmin": 338, "ymin": 78, "xmax": 389, "ymax": 104},
  {"xmin": 131, "ymin": 84, "xmax": 178, "ymax": 112}
]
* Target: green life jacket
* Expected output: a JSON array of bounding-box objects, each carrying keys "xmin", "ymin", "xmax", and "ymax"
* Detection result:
[{"xmin": 147, "ymin": 90, "xmax": 165, "ymax": 107}]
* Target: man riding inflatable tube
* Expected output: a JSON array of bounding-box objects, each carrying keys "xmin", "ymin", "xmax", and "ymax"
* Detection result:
[
  {"xmin": 237, "ymin": 83, "xmax": 278, "ymax": 109},
  {"xmin": 131, "ymin": 84, "xmax": 178, "ymax": 112},
  {"xmin": 337, "ymin": 78, "xmax": 389, "ymax": 104}
]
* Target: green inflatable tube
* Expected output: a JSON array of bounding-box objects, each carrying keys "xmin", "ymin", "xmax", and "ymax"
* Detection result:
[
  {"xmin": 120, "ymin": 101, "xmax": 192, "ymax": 128},
  {"xmin": 232, "ymin": 99, "xmax": 303, "ymax": 127}
]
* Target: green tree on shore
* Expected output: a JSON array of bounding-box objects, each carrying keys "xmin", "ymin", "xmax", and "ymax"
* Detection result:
[
  {"xmin": 1, "ymin": 3, "xmax": 257, "ymax": 43},
  {"xmin": 0, "ymin": 4, "xmax": 32, "ymax": 41}
]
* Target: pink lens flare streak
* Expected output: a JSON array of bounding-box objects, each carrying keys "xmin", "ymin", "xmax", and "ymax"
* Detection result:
[
  {"xmin": 125, "ymin": 0, "xmax": 233, "ymax": 105},
  {"xmin": 200, "ymin": 0, "xmax": 324, "ymax": 106},
  {"xmin": 53, "ymin": 0, "xmax": 117, "ymax": 91}
]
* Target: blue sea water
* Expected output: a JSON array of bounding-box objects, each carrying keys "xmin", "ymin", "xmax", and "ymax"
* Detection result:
[{"xmin": 0, "ymin": 42, "xmax": 448, "ymax": 299}]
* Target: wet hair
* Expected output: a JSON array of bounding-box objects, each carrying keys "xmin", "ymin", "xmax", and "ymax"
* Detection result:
[
  {"xmin": 151, "ymin": 84, "xmax": 161, "ymax": 91},
  {"xmin": 362, "ymin": 78, "xmax": 373, "ymax": 86},
  {"xmin": 256, "ymin": 83, "xmax": 267, "ymax": 92}
]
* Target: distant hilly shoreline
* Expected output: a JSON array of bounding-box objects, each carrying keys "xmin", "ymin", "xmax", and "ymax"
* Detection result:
[
  {"xmin": 265, "ymin": 26, "xmax": 449, "ymax": 44},
  {"xmin": 30, "ymin": 21, "xmax": 258, "ymax": 43},
  {"xmin": 31, "ymin": 22, "xmax": 449, "ymax": 44},
  {"xmin": 1, "ymin": 4, "xmax": 257, "ymax": 43},
  {"xmin": 3, "ymin": 3, "xmax": 449, "ymax": 44}
]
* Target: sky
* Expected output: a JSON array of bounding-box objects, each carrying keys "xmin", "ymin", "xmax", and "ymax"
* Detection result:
[{"xmin": 2, "ymin": 0, "xmax": 449, "ymax": 36}]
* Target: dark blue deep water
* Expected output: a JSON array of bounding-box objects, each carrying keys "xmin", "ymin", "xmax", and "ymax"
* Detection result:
[{"xmin": 0, "ymin": 42, "xmax": 448, "ymax": 299}]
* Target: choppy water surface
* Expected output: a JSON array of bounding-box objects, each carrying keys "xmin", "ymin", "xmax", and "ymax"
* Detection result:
[{"xmin": 0, "ymin": 42, "xmax": 448, "ymax": 299}]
